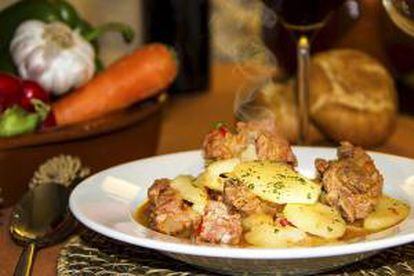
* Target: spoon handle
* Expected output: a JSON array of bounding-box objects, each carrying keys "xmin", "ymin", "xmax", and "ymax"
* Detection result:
[{"xmin": 14, "ymin": 243, "xmax": 36, "ymax": 276}]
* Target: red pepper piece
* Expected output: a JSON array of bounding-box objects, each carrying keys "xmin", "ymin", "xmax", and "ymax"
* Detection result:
[
  {"xmin": 20, "ymin": 80, "xmax": 49, "ymax": 111},
  {"xmin": 218, "ymin": 126, "xmax": 228, "ymax": 137},
  {"xmin": 40, "ymin": 110, "xmax": 57, "ymax": 130},
  {"xmin": 0, "ymin": 73, "xmax": 22, "ymax": 112},
  {"xmin": 278, "ymin": 218, "xmax": 292, "ymax": 227}
]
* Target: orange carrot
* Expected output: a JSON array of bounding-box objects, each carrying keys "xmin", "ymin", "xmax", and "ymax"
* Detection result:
[{"xmin": 53, "ymin": 43, "xmax": 178, "ymax": 126}]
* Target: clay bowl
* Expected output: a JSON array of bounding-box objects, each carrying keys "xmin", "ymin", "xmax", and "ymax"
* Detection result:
[{"xmin": 0, "ymin": 95, "xmax": 166, "ymax": 206}]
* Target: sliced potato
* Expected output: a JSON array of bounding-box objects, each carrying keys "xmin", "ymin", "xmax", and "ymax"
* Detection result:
[
  {"xmin": 242, "ymin": 213, "xmax": 274, "ymax": 231},
  {"xmin": 284, "ymin": 203, "xmax": 346, "ymax": 239},
  {"xmin": 245, "ymin": 224, "xmax": 307, "ymax": 248},
  {"xmin": 195, "ymin": 158, "xmax": 240, "ymax": 191},
  {"xmin": 170, "ymin": 175, "xmax": 208, "ymax": 214},
  {"xmin": 364, "ymin": 196, "xmax": 410, "ymax": 231},
  {"xmin": 230, "ymin": 161, "xmax": 321, "ymax": 204}
]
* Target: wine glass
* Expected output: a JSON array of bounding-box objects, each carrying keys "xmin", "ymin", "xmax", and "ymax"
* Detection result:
[
  {"xmin": 383, "ymin": 0, "xmax": 414, "ymax": 36},
  {"xmin": 262, "ymin": 0, "xmax": 344, "ymax": 144}
]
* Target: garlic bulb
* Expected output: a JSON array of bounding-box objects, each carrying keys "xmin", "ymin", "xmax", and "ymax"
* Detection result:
[{"xmin": 10, "ymin": 20, "xmax": 95, "ymax": 96}]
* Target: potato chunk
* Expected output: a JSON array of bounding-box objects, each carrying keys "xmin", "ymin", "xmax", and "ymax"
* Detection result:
[
  {"xmin": 363, "ymin": 196, "xmax": 410, "ymax": 231},
  {"xmin": 284, "ymin": 203, "xmax": 346, "ymax": 239},
  {"xmin": 245, "ymin": 224, "xmax": 307, "ymax": 247},
  {"xmin": 242, "ymin": 213, "xmax": 274, "ymax": 231},
  {"xmin": 230, "ymin": 161, "xmax": 321, "ymax": 204},
  {"xmin": 195, "ymin": 158, "xmax": 240, "ymax": 191},
  {"xmin": 171, "ymin": 175, "xmax": 208, "ymax": 214}
]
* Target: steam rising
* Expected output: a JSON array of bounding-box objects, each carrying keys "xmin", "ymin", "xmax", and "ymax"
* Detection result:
[
  {"xmin": 210, "ymin": 0, "xmax": 281, "ymax": 124},
  {"xmin": 234, "ymin": 80, "xmax": 275, "ymax": 123},
  {"xmin": 262, "ymin": 3, "xmax": 278, "ymax": 28}
]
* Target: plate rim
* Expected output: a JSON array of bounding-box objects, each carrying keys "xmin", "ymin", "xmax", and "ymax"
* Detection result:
[{"xmin": 69, "ymin": 147, "xmax": 414, "ymax": 260}]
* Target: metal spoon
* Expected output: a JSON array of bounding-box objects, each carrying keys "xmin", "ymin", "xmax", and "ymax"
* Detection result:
[{"xmin": 9, "ymin": 183, "xmax": 76, "ymax": 276}]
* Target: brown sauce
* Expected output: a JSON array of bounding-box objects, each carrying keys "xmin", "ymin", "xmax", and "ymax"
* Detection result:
[
  {"xmin": 134, "ymin": 202, "xmax": 395, "ymax": 248},
  {"xmin": 135, "ymin": 201, "xmax": 151, "ymax": 227}
]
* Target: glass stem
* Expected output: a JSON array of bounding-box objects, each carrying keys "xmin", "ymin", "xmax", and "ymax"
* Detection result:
[{"xmin": 297, "ymin": 35, "xmax": 311, "ymax": 145}]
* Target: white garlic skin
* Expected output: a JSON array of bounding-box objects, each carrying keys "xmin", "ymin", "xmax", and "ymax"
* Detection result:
[{"xmin": 10, "ymin": 20, "xmax": 95, "ymax": 96}]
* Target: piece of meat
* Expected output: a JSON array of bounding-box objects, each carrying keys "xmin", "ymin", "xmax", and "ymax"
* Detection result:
[
  {"xmin": 202, "ymin": 125, "xmax": 246, "ymax": 160},
  {"xmin": 147, "ymin": 179, "xmax": 201, "ymax": 237},
  {"xmin": 203, "ymin": 119, "xmax": 297, "ymax": 166},
  {"xmin": 223, "ymin": 178, "xmax": 262, "ymax": 214},
  {"xmin": 238, "ymin": 120, "xmax": 297, "ymax": 165},
  {"xmin": 223, "ymin": 178, "xmax": 282, "ymax": 216},
  {"xmin": 315, "ymin": 142, "xmax": 383, "ymax": 222},
  {"xmin": 195, "ymin": 201, "xmax": 243, "ymax": 245}
]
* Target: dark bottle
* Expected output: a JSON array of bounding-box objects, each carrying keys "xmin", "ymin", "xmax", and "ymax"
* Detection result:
[{"xmin": 142, "ymin": 0, "xmax": 210, "ymax": 94}]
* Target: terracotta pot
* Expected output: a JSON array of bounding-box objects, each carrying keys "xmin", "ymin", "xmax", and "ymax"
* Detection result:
[{"xmin": 0, "ymin": 95, "xmax": 165, "ymax": 206}]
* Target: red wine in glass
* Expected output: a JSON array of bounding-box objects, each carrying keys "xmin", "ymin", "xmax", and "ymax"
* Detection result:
[
  {"xmin": 263, "ymin": 0, "xmax": 345, "ymax": 33},
  {"xmin": 262, "ymin": 0, "xmax": 344, "ymax": 144}
]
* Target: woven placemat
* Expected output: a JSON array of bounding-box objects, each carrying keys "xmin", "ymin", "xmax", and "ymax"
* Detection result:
[
  {"xmin": 57, "ymin": 229, "xmax": 209, "ymax": 276},
  {"xmin": 57, "ymin": 228, "xmax": 414, "ymax": 276}
]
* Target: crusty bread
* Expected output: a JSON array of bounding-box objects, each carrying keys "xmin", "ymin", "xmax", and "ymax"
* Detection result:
[
  {"xmin": 239, "ymin": 49, "xmax": 397, "ymax": 147},
  {"xmin": 310, "ymin": 49, "xmax": 397, "ymax": 147}
]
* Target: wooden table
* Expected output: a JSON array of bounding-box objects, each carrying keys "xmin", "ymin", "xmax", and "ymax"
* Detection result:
[{"xmin": 1, "ymin": 62, "xmax": 414, "ymax": 276}]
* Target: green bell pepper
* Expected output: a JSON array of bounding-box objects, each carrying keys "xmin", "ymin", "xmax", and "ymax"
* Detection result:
[
  {"xmin": 0, "ymin": 0, "xmax": 134, "ymax": 74},
  {"xmin": 0, "ymin": 106, "xmax": 39, "ymax": 137},
  {"xmin": 0, "ymin": 99, "xmax": 53, "ymax": 137}
]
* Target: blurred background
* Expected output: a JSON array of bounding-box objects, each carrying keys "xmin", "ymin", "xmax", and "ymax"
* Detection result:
[
  {"xmin": 1, "ymin": 0, "xmax": 414, "ymax": 205},
  {"xmin": 1, "ymin": 0, "xmax": 412, "ymax": 109}
]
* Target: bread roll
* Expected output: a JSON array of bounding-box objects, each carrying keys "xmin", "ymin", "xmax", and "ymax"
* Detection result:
[
  {"xmin": 238, "ymin": 49, "xmax": 397, "ymax": 147},
  {"xmin": 310, "ymin": 49, "xmax": 397, "ymax": 147}
]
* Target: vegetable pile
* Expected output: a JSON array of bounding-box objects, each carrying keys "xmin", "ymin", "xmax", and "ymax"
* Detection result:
[
  {"xmin": 0, "ymin": 73, "xmax": 54, "ymax": 137},
  {"xmin": 0, "ymin": 0, "xmax": 179, "ymax": 138}
]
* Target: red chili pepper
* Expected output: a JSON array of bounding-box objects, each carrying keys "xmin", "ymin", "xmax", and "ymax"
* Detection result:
[
  {"xmin": 218, "ymin": 126, "xmax": 228, "ymax": 137},
  {"xmin": 40, "ymin": 110, "xmax": 57, "ymax": 129},
  {"xmin": 20, "ymin": 80, "xmax": 49, "ymax": 111},
  {"xmin": 0, "ymin": 73, "xmax": 22, "ymax": 112},
  {"xmin": 278, "ymin": 218, "xmax": 292, "ymax": 227},
  {"xmin": 194, "ymin": 221, "xmax": 204, "ymax": 235}
]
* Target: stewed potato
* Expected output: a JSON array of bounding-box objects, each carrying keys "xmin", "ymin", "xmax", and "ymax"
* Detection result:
[
  {"xmin": 242, "ymin": 213, "xmax": 274, "ymax": 231},
  {"xmin": 195, "ymin": 158, "xmax": 240, "ymax": 191},
  {"xmin": 171, "ymin": 175, "xmax": 208, "ymax": 214},
  {"xmin": 284, "ymin": 203, "xmax": 346, "ymax": 239},
  {"xmin": 245, "ymin": 223, "xmax": 307, "ymax": 247},
  {"xmin": 230, "ymin": 161, "xmax": 321, "ymax": 204},
  {"xmin": 363, "ymin": 196, "xmax": 410, "ymax": 231},
  {"xmin": 243, "ymin": 213, "xmax": 308, "ymax": 247}
]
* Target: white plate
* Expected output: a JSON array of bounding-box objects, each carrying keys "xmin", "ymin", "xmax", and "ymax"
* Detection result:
[{"xmin": 70, "ymin": 148, "xmax": 414, "ymax": 275}]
